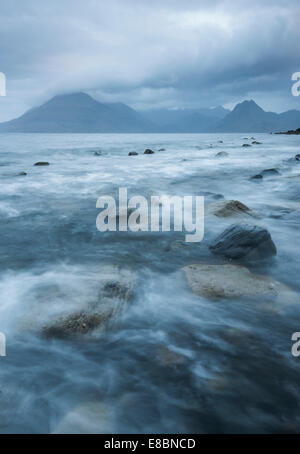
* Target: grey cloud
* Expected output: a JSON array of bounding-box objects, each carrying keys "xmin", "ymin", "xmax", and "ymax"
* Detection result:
[{"xmin": 0, "ymin": 0, "xmax": 300, "ymax": 120}]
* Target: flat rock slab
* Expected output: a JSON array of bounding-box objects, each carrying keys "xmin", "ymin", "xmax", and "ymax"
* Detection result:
[
  {"xmin": 183, "ymin": 263, "xmax": 287, "ymax": 300},
  {"xmin": 42, "ymin": 265, "xmax": 136, "ymax": 339}
]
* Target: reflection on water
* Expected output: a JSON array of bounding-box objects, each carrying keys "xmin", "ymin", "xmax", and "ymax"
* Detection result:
[{"xmin": 1, "ymin": 133, "xmax": 300, "ymax": 433}]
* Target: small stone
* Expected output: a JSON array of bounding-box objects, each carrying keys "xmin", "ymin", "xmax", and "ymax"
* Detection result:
[{"xmin": 215, "ymin": 151, "xmax": 229, "ymax": 158}]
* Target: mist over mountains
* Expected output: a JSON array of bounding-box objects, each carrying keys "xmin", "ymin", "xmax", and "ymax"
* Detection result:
[{"xmin": 0, "ymin": 92, "xmax": 299, "ymax": 133}]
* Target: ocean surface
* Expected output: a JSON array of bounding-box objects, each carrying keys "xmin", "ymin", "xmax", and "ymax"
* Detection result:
[{"xmin": 0, "ymin": 133, "xmax": 300, "ymax": 433}]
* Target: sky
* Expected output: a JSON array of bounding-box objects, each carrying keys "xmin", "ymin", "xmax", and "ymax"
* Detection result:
[{"xmin": 0, "ymin": 0, "xmax": 300, "ymax": 121}]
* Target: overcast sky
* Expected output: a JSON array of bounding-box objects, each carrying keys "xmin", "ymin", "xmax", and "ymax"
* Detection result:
[{"xmin": 0, "ymin": 0, "xmax": 300, "ymax": 121}]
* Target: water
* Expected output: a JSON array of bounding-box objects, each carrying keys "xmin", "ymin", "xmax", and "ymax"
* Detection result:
[{"xmin": 0, "ymin": 133, "xmax": 300, "ymax": 433}]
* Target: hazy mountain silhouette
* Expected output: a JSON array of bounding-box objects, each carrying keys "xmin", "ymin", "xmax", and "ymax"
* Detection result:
[
  {"xmin": 214, "ymin": 100, "xmax": 300, "ymax": 132},
  {"xmin": 0, "ymin": 93, "xmax": 154, "ymax": 133},
  {"xmin": 0, "ymin": 94, "xmax": 299, "ymax": 133}
]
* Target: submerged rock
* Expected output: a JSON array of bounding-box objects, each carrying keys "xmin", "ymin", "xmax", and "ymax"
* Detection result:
[
  {"xmin": 144, "ymin": 149, "xmax": 155, "ymax": 154},
  {"xmin": 156, "ymin": 346, "xmax": 187, "ymax": 367},
  {"xmin": 128, "ymin": 151, "xmax": 138, "ymax": 156},
  {"xmin": 242, "ymin": 144, "xmax": 251, "ymax": 147},
  {"xmin": 215, "ymin": 151, "xmax": 229, "ymax": 158},
  {"xmin": 260, "ymin": 168, "xmax": 280, "ymax": 176},
  {"xmin": 158, "ymin": 148, "xmax": 166, "ymax": 151},
  {"xmin": 34, "ymin": 161, "xmax": 49, "ymax": 166},
  {"xmin": 94, "ymin": 151, "xmax": 102, "ymax": 156},
  {"xmin": 42, "ymin": 265, "xmax": 136, "ymax": 339},
  {"xmin": 209, "ymin": 224, "xmax": 277, "ymax": 260},
  {"xmin": 183, "ymin": 263, "xmax": 284, "ymax": 299},
  {"xmin": 207, "ymin": 200, "xmax": 258, "ymax": 219},
  {"xmin": 251, "ymin": 174, "xmax": 263, "ymax": 180},
  {"xmin": 53, "ymin": 402, "xmax": 111, "ymax": 434},
  {"xmin": 17, "ymin": 171, "xmax": 27, "ymax": 176},
  {"xmin": 252, "ymin": 141, "xmax": 262, "ymax": 145}
]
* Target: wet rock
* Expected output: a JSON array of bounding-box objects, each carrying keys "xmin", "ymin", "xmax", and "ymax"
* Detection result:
[
  {"xmin": 144, "ymin": 149, "xmax": 155, "ymax": 154},
  {"xmin": 260, "ymin": 168, "xmax": 280, "ymax": 176},
  {"xmin": 42, "ymin": 265, "xmax": 136, "ymax": 339},
  {"xmin": 295, "ymin": 154, "xmax": 300, "ymax": 161},
  {"xmin": 209, "ymin": 224, "xmax": 277, "ymax": 260},
  {"xmin": 94, "ymin": 151, "xmax": 102, "ymax": 156},
  {"xmin": 128, "ymin": 152, "xmax": 138, "ymax": 156},
  {"xmin": 158, "ymin": 148, "xmax": 166, "ymax": 151},
  {"xmin": 156, "ymin": 346, "xmax": 187, "ymax": 367},
  {"xmin": 252, "ymin": 141, "xmax": 262, "ymax": 145},
  {"xmin": 53, "ymin": 402, "xmax": 111, "ymax": 434},
  {"xmin": 17, "ymin": 171, "xmax": 27, "ymax": 176},
  {"xmin": 242, "ymin": 144, "xmax": 251, "ymax": 147},
  {"xmin": 207, "ymin": 200, "xmax": 258, "ymax": 219},
  {"xmin": 250, "ymin": 174, "xmax": 263, "ymax": 180},
  {"xmin": 183, "ymin": 263, "xmax": 284, "ymax": 299},
  {"xmin": 34, "ymin": 162, "xmax": 49, "ymax": 166},
  {"xmin": 215, "ymin": 151, "xmax": 229, "ymax": 158}
]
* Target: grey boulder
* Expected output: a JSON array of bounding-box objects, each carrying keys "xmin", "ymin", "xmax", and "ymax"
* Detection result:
[{"xmin": 209, "ymin": 224, "xmax": 277, "ymax": 260}]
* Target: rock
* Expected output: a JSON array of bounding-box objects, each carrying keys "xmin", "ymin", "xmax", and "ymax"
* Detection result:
[
  {"xmin": 260, "ymin": 168, "xmax": 280, "ymax": 176},
  {"xmin": 218, "ymin": 140, "xmax": 223, "ymax": 143},
  {"xmin": 94, "ymin": 151, "xmax": 102, "ymax": 156},
  {"xmin": 158, "ymin": 148, "xmax": 166, "ymax": 151},
  {"xmin": 42, "ymin": 265, "xmax": 136, "ymax": 339},
  {"xmin": 128, "ymin": 152, "xmax": 138, "ymax": 156},
  {"xmin": 34, "ymin": 162, "xmax": 49, "ymax": 166},
  {"xmin": 275, "ymin": 128, "xmax": 300, "ymax": 135},
  {"xmin": 156, "ymin": 346, "xmax": 187, "ymax": 367},
  {"xmin": 252, "ymin": 141, "xmax": 262, "ymax": 145},
  {"xmin": 53, "ymin": 402, "xmax": 111, "ymax": 434},
  {"xmin": 207, "ymin": 200, "xmax": 258, "ymax": 219},
  {"xmin": 209, "ymin": 224, "xmax": 277, "ymax": 260},
  {"xmin": 183, "ymin": 263, "xmax": 285, "ymax": 299},
  {"xmin": 251, "ymin": 174, "xmax": 263, "ymax": 180},
  {"xmin": 17, "ymin": 171, "xmax": 27, "ymax": 176},
  {"xmin": 242, "ymin": 144, "xmax": 251, "ymax": 147},
  {"xmin": 295, "ymin": 154, "xmax": 300, "ymax": 161},
  {"xmin": 215, "ymin": 151, "xmax": 229, "ymax": 158},
  {"xmin": 144, "ymin": 149, "xmax": 155, "ymax": 154}
]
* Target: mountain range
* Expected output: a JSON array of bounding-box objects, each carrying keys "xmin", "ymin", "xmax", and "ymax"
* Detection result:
[{"xmin": 0, "ymin": 92, "xmax": 299, "ymax": 133}]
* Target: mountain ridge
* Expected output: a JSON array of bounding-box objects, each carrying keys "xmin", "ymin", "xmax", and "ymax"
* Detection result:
[{"xmin": 0, "ymin": 93, "xmax": 299, "ymax": 133}]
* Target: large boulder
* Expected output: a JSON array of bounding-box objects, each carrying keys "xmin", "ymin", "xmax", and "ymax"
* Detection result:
[
  {"xmin": 207, "ymin": 200, "xmax": 258, "ymax": 219},
  {"xmin": 183, "ymin": 263, "xmax": 286, "ymax": 299},
  {"xmin": 209, "ymin": 224, "xmax": 277, "ymax": 260},
  {"xmin": 42, "ymin": 265, "xmax": 136, "ymax": 339}
]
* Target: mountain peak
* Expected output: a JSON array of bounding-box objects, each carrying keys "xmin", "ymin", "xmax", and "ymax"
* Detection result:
[{"xmin": 233, "ymin": 99, "xmax": 264, "ymax": 113}]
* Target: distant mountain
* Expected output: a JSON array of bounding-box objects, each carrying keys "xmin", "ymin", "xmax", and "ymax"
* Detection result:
[
  {"xmin": 214, "ymin": 100, "xmax": 300, "ymax": 133},
  {"xmin": 0, "ymin": 93, "xmax": 154, "ymax": 133},
  {"xmin": 0, "ymin": 93, "xmax": 299, "ymax": 133},
  {"xmin": 141, "ymin": 106, "xmax": 229, "ymax": 132}
]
